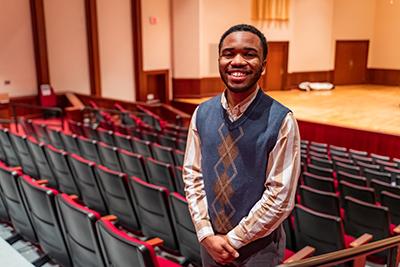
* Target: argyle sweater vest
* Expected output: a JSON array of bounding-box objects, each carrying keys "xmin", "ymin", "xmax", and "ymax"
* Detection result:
[{"xmin": 196, "ymin": 89, "xmax": 290, "ymax": 234}]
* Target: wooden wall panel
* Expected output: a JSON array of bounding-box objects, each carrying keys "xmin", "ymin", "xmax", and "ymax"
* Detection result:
[
  {"xmin": 173, "ymin": 79, "xmax": 201, "ymax": 98},
  {"xmin": 368, "ymin": 69, "xmax": 400, "ymax": 86},
  {"xmin": 286, "ymin": 71, "xmax": 333, "ymax": 89}
]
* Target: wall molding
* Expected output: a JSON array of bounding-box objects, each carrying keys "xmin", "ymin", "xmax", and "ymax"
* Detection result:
[
  {"xmin": 286, "ymin": 71, "xmax": 334, "ymax": 89},
  {"xmin": 173, "ymin": 77, "xmax": 224, "ymax": 98}
]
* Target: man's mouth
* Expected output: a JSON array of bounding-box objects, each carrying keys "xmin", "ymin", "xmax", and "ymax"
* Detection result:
[{"xmin": 227, "ymin": 71, "xmax": 250, "ymax": 82}]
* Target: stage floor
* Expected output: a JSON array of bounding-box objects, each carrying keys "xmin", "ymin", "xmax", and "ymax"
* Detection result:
[{"xmin": 175, "ymin": 85, "xmax": 400, "ymax": 136}]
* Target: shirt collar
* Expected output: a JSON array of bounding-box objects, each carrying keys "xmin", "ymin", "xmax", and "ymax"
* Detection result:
[{"xmin": 221, "ymin": 87, "xmax": 260, "ymax": 119}]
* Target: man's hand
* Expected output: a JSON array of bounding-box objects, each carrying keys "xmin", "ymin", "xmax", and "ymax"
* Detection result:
[{"xmin": 201, "ymin": 235, "xmax": 239, "ymax": 264}]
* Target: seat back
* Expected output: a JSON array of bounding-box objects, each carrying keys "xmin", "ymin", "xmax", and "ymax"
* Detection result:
[
  {"xmin": 344, "ymin": 196, "xmax": 390, "ymax": 242},
  {"xmin": 60, "ymin": 132, "xmax": 81, "ymax": 155},
  {"xmin": 310, "ymin": 156, "xmax": 333, "ymax": 169},
  {"xmin": 306, "ymin": 164, "xmax": 334, "ymax": 178},
  {"xmin": 302, "ymin": 172, "xmax": 335, "ymax": 193},
  {"xmin": 364, "ymin": 169, "xmax": 392, "ymax": 184},
  {"xmin": 56, "ymin": 193, "xmax": 105, "ymax": 267},
  {"xmin": 131, "ymin": 137, "xmax": 153, "ymax": 158},
  {"xmin": 0, "ymin": 166, "xmax": 37, "ymax": 242},
  {"xmin": 97, "ymin": 142, "xmax": 122, "ymax": 172},
  {"xmin": 45, "ymin": 145, "xmax": 80, "ymax": 195},
  {"xmin": 299, "ymin": 185, "xmax": 341, "ymax": 217},
  {"xmin": 67, "ymin": 120, "xmax": 84, "ymax": 136},
  {"xmin": 158, "ymin": 135, "xmax": 177, "ymax": 149},
  {"xmin": 0, "ymin": 128, "xmax": 20, "ymax": 166},
  {"xmin": 174, "ymin": 166, "xmax": 185, "ymax": 196},
  {"xmin": 152, "ymin": 143, "xmax": 176, "ymax": 165},
  {"xmin": 294, "ymin": 204, "xmax": 345, "ymax": 255},
  {"xmin": 32, "ymin": 123, "xmax": 50, "ymax": 143},
  {"xmin": 336, "ymin": 171, "xmax": 367, "ymax": 186},
  {"xmin": 118, "ymin": 149, "xmax": 148, "ymax": 181},
  {"xmin": 47, "ymin": 127, "xmax": 65, "ymax": 150},
  {"xmin": 174, "ymin": 150, "xmax": 184, "ymax": 167},
  {"xmin": 82, "ymin": 124, "xmax": 99, "ymax": 140},
  {"xmin": 381, "ymin": 191, "xmax": 400, "ymax": 225},
  {"xmin": 146, "ymin": 158, "xmax": 177, "ymax": 192},
  {"xmin": 169, "ymin": 193, "xmax": 201, "ymax": 265},
  {"xmin": 68, "ymin": 154, "xmax": 108, "ymax": 214},
  {"xmin": 129, "ymin": 177, "xmax": 178, "ymax": 251},
  {"xmin": 339, "ymin": 180, "xmax": 375, "ymax": 204},
  {"xmin": 19, "ymin": 176, "xmax": 72, "ymax": 266},
  {"xmin": 370, "ymin": 153, "xmax": 390, "ymax": 163},
  {"xmin": 26, "ymin": 138, "xmax": 58, "ymax": 189},
  {"xmin": 96, "ymin": 218, "xmax": 161, "ymax": 267},
  {"xmin": 0, "ymin": 181, "xmax": 9, "ymax": 222},
  {"xmin": 97, "ymin": 128, "xmax": 115, "ymax": 146},
  {"xmin": 370, "ymin": 179, "xmax": 400, "ymax": 202},
  {"xmin": 95, "ymin": 165, "xmax": 141, "ymax": 232},
  {"xmin": 9, "ymin": 133, "xmax": 38, "ymax": 178},
  {"xmin": 77, "ymin": 136, "xmax": 102, "ymax": 164},
  {"xmin": 336, "ymin": 162, "xmax": 360, "ymax": 176},
  {"xmin": 114, "ymin": 132, "xmax": 134, "ymax": 152}
]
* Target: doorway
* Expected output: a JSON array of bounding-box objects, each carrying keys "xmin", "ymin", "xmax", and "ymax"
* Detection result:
[
  {"xmin": 334, "ymin": 40, "xmax": 369, "ymax": 85},
  {"xmin": 260, "ymin": 42, "xmax": 288, "ymax": 91}
]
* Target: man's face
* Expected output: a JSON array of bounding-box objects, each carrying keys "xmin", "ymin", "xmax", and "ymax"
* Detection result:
[{"xmin": 219, "ymin": 31, "xmax": 266, "ymax": 94}]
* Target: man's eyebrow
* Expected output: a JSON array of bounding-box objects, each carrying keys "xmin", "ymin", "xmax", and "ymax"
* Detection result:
[{"xmin": 221, "ymin": 47, "xmax": 258, "ymax": 52}]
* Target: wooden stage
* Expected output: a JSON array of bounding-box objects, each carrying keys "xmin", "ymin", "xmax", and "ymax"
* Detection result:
[{"xmin": 173, "ymin": 85, "xmax": 400, "ymax": 158}]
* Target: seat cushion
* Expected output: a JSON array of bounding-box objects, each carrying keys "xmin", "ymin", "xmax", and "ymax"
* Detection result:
[{"xmin": 157, "ymin": 256, "xmax": 182, "ymax": 267}]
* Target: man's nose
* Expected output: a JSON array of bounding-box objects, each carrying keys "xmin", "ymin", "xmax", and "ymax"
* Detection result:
[{"xmin": 231, "ymin": 54, "xmax": 246, "ymax": 66}]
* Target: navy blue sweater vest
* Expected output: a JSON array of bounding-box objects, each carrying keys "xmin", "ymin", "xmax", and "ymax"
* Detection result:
[{"xmin": 196, "ymin": 89, "xmax": 290, "ymax": 234}]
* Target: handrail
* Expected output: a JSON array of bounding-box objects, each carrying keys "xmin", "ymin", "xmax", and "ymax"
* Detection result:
[
  {"xmin": 10, "ymin": 103, "xmax": 64, "ymax": 132},
  {"xmin": 277, "ymin": 235, "xmax": 400, "ymax": 267}
]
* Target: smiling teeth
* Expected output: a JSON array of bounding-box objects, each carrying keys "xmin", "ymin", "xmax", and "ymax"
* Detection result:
[{"xmin": 232, "ymin": 72, "xmax": 245, "ymax": 77}]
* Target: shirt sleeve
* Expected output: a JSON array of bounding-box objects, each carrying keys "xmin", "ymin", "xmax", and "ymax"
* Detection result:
[
  {"xmin": 226, "ymin": 112, "xmax": 301, "ymax": 249},
  {"xmin": 182, "ymin": 107, "xmax": 214, "ymax": 242}
]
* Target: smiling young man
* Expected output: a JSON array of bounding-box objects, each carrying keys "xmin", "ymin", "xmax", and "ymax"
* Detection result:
[{"xmin": 183, "ymin": 24, "xmax": 300, "ymax": 266}]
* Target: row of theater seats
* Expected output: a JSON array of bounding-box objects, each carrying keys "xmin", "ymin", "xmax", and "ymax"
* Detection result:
[
  {"xmin": 0, "ymin": 164, "xmax": 196, "ymax": 267},
  {"xmin": 0, "ymin": 125, "xmax": 313, "ymax": 266},
  {"xmin": 288, "ymin": 140, "xmax": 400, "ymax": 263}
]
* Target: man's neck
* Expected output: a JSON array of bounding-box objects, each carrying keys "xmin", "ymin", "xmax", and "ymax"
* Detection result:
[{"xmin": 226, "ymin": 86, "xmax": 258, "ymax": 108}]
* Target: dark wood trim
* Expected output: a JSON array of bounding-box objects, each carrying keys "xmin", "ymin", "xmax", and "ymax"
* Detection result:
[
  {"xmin": 286, "ymin": 71, "xmax": 334, "ymax": 89},
  {"xmin": 173, "ymin": 77, "xmax": 224, "ymax": 99},
  {"xmin": 131, "ymin": 0, "xmax": 145, "ymax": 101},
  {"xmin": 85, "ymin": 0, "xmax": 101, "ymax": 97},
  {"xmin": 143, "ymin": 69, "xmax": 170, "ymax": 104},
  {"xmin": 30, "ymin": 0, "xmax": 50, "ymax": 90},
  {"xmin": 368, "ymin": 68, "xmax": 400, "ymax": 86}
]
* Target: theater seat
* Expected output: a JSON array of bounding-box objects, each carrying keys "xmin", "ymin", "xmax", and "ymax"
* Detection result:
[
  {"xmin": 381, "ymin": 191, "xmax": 400, "ymax": 225},
  {"xmin": 46, "ymin": 127, "xmax": 65, "ymax": 150},
  {"xmin": 96, "ymin": 217, "xmax": 182, "ymax": 267},
  {"xmin": 68, "ymin": 154, "xmax": 108, "ymax": 215},
  {"xmin": 56, "ymin": 193, "xmax": 105, "ymax": 267},
  {"xmin": 95, "ymin": 165, "xmax": 141, "ymax": 233},
  {"xmin": 97, "ymin": 142, "xmax": 123, "ymax": 172},
  {"xmin": 118, "ymin": 149, "xmax": 148, "ymax": 181},
  {"xmin": 129, "ymin": 177, "xmax": 179, "ymax": 252},
  {"xmin": 0, "ymin": 165, "xmax": 37, "ymax": 243},
  {"xmin": 19, "ymin": 176, "xmax": 72, "ymax": 267},
  {"xmin": 9, "ymin": 133, "xmax": 38, "ymax": 178},
  {"xmin": 169, "ymin": 193, "xmax": 201, "ymax": 266},
  {"xmin": 146, "ymin": 157, "xmax": 177, "ymax": 192},
  {"xmin": 45, "ymin": 145, "xmax": 80, "ymax": 196},
  {"xmin": 26, "ymin": 138, "xmax": 58, "ymax": 189},
  {"xmin": 299, "ymin": 185, "xmax": 341, "ymax": 217},
  {"xmin": 113, "ymin": 132, "xmax": 134, "ymax": 152},
  {"xmin": 59, "ymin": 132, "xmax": 81, "ymax": 155},
  {"xmin": 339, "ymin": 180, "xmax": 376, "ymax": 204},
  {"xmin": 97, "ymin": 128, "xmax": 115, "ymax": 146},
  {"xmin": 152, "ymin": 143, "xmax": 176, "ymax": 165},
  {"xmin": 131, "ymin": 137, "xmax": 153, "ymax": 158},
  {"xmin": 302, "ymin": 172, "xmax": 336, "ymax": 193},
  {"xmin": 336, "ymin": 171, "xmax": 367, "ymax": 186},
  {"xmin": 77, "ymin": 136, "xmax": 102, "ymax": 164},
  {"xmin": 0, "ymin": 128, "xmax": 20, "ymax": 167}
]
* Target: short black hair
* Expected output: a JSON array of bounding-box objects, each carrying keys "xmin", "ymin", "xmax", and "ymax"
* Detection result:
[{"xmin": 219, "ymin": 24, "xmax": 268, "ymax": 60}]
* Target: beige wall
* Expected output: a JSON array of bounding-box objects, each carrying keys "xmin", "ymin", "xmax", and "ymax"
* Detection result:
[
  {"xmin": 172, "ymin": 0, "xmax": 201, "ymax": 78},
  {"xmin": 0, "ymin": 0, "xmax": 37, "ymax": 97},
  {"xmin": 142, "ymin": 0, "xmax": 171, "ymax": 71},
  {"xmin": 44, "ymin": 0, "xmax": 90, "ymax": 94},
  {"xmin": 369, "ymin": 0, "xmax": 400, "ymax": 69},
  {"xmin": 97, "ymin": 0, "xmax": 135, "ymax": 101}
]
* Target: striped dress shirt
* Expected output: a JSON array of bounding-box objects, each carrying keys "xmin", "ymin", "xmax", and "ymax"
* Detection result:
[{"xmin": 183, "ymin": 89, "xmax": 301, "ymax": 249}]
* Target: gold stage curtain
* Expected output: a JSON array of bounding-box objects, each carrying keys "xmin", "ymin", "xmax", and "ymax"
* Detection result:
[{"xmin": 251, "ymin": 0, "xmax": 290, "ymax": 21}]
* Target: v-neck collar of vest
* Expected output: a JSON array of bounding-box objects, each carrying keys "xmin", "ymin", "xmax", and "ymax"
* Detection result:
[{"xmin": 220, "ymin": 89, "xmax": 264, "ymax": 130}]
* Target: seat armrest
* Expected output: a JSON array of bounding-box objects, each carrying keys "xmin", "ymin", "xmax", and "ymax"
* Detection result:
[
  {"xmin": 349, "ymin": 233, "xmax": 373, "ymax": 248},
  {"xmin": 101, "ymin": 215, "xmax": 118, "ymax": 222},
  {"xmin": 146, "ymin": 237, "xmax": 164, "ymax": 248},
  {"xmin": 36, "ymin": 180, "xmax": 48, "ymax": 185},
  {"xmin": 393, "ymin": 225, "xmax": 400, "ymax": 235},
  {"xmin": 283, "ymin": 246, "xmax": 315, "ymax": 263}
]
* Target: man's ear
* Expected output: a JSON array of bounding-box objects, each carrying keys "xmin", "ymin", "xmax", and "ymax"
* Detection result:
[{"xmin": 261, "ymin": 59, "xmax": 267, "ymax": 75}]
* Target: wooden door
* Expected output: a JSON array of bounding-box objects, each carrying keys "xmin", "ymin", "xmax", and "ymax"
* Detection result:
[
  {"xmin": 142, "ymin": 69, "xmax": 169, "ymax": 103},
  {"xmin": 334, "ymin": 41, "xmax": 369, "ymax": 85},
  {"xmin": 260, "ymin": 42, "xmax": 288, "ymax": 91}
]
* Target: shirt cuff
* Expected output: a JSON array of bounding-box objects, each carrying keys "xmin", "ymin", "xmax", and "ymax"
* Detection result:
[
  {"xmin": 226, "ymin": 228, "xmax": 246, "ymax": 249},
  {"xmin": 196, "ymin": 225, "xmax": 215, "ymax": 243}
]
